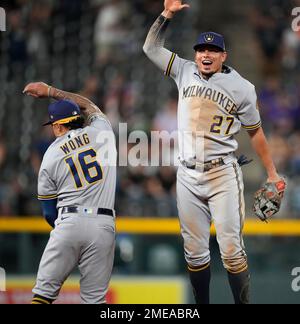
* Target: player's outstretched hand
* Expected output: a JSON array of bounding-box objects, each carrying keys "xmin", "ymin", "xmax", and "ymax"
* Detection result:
[
  {"xmin": 164, "ymin": 0, "xmax": 190, "ymax": 13},
  {"xmin": 267, "ymin": 174, "xmax": 283, "ymax": 183},
  {"xmin": 23, "ymin": 82, "xmax": 50, "ymax": 98}
]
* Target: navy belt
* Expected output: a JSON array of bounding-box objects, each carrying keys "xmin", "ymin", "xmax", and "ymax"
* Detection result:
[
  {"xmin": 186, "ymin": 158, "xmax": 225, "ymax": 172},
  {"xmin": 61, "ymin": 206, "xmax": 114, "ymax": 217}
]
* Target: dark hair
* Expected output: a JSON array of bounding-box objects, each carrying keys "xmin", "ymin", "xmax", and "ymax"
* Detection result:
[{"xmin": 64, "ymin": 116, "xmax": 85, "ymax": 130}]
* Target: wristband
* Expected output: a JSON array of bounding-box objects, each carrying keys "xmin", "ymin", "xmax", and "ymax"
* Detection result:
[{"xmin": 48, "ymin": 86, "xmax": 52, "ymax": 97}]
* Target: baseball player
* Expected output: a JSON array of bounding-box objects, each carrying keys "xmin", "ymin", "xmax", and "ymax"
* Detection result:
[
  {"xmin": 143, "ymin": 0, "xmax": 284, "ymax": 304},
  {"xmin": 23, "ymin": 82, "xmax": 117, "ymax": 304}
]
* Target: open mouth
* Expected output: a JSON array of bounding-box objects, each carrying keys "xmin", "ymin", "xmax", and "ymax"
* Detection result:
[{"xmin": 202, "ymin": 59, "xmax": 213, "ymax": 66}]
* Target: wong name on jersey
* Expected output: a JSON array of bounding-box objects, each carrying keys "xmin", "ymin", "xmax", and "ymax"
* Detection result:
[{"xmin": 60, "ymin": 133, "xmax": 90, "ymax": 155}]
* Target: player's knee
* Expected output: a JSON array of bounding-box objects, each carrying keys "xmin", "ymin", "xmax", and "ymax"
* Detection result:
[
  {"xmin": 184, "ymin": 239, "xmax": 210, "ymax": 268},
  {"xmin": 221, "ymin": 255, "xmax": 248, "ymax": 273},
  {"xmin": 185, "ymin": 253, "xmax": 210, "ymax": 269}
]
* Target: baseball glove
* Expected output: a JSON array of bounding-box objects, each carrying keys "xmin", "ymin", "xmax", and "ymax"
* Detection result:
[{"xmin": 253, "ymin": 179, "xmax": 286, "ymax": 222}]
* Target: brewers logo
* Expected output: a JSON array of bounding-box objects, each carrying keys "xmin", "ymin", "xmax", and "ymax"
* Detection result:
[{"xmin": 204, "ymin": 34, "xmax": 214, "ymax": 43}]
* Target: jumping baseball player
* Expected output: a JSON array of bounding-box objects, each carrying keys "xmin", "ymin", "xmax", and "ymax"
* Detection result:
[
  {"xmin": 23, "ymin": 82, "xmax": 117, "ymax": 304},
  {"xmin": 143, "ymin": 0, "xmax": 286, "ymax": 304}
]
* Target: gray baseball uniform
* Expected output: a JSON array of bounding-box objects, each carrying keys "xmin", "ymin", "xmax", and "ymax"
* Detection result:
[
  {"xmin": 33, "ymin": 115, "xmax": 116, "ymax": 304},
  {"xmin": 144, "ymin": 16, "xmax": 261, "ymax": 274}
]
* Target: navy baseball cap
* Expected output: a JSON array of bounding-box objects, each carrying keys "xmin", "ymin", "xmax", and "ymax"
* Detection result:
[
  {"xmin": 43, "ymin": 99, "xmax": 81, "ymax": 126},
  {"xmin": 193, "ymin": 32, "xmax": 226, "ymax": 52}
]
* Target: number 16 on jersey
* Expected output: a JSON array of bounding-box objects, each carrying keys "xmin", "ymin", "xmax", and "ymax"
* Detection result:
[{"xmin": 65, "ymin": 148, "xmax": 103, "ymax": 189}]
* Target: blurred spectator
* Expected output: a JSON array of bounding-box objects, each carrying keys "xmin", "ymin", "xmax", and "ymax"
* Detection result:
[
  {"xmin": 94, "ymin": 0, "xmax": 132, "ymax": 65},
  {"xmin": 57, "ymin": 0, "xmax": 83, "ymax": 21},
  {"xmin": 144, "ymin": 176, "xmax": 173, "ymax": 216},
  {"xmin": 250, "ymin": 0, "xmax": 290, "ymax": 75},
  {"xmin": 267, "ymin": 133, "xmax": 291, "ymax": 174},
  {"xmin": 151, "ymin": 97, "xmax": 178, "ymax": 168},
  {"xmin": 258, "ymin": 77, "xmax": 300, "ymax": 136},
  {"xmin": 289, "ymin": 177, "xmax": 300, "ymax": 216},
  {"xmin": 157, "ymin": 167, "xmax": 177, "ymax": 193},
  {"xmin": 281, "ymin": 28, "xmax": 300, "ymax": 71},
  {"xmin": 103, "ymin": 73, "xmax": 139, "ymax": 130},
  {"xmin": 7, "ymin": 9, "xmax": 28, "ymax": 66},
  {"xmin": 26, "ymin": 1, "xmax": 52, "ymax": 64},
  {"xmin": 79, "ymin": 75, "xmax": 100, "ymax": 104},
  {"xmin": 152, "ymin": 97, "xmax": 178, "ymax": 133},
  {"xmin": 288, "ymin": 131, "xmax": 300, "ymax": 176},
  {"xmin": 0, "ymin": 136, "xmax": 6, "ymax": 169},
  {"xmin": 30, "ymin": 126, "xmax": 55, "ymax": 176}
]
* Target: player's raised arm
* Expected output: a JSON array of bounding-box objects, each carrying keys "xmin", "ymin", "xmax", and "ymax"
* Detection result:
[
  {"xmin": 143, "ymin": 0, "xmax": 189, "ymax": 76},
  {"xmin": 23, "ymin": 82, "xmax": 105, "ymax": 124}
]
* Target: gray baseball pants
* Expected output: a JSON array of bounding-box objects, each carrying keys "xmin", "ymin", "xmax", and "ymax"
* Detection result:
[
  {"xmin": 33, "ymin": 211, "xmax": 115, "ymax": 304},
  {"xmin": 177, "ymin": 158, "xmax": 248, "ymax": 273}
]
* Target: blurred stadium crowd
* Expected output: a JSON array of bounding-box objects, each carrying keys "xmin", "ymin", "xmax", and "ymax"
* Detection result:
[{"xmin": 0, "ymin": 0, "xmax": 300, "ymax": 218}]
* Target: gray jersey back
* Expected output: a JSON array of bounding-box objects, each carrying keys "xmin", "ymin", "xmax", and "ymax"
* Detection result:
[{"xmin": 38, "ymin": 115, "xmax": 116, "ymax": 209}]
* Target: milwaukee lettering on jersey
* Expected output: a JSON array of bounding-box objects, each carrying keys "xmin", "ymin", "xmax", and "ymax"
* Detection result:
[{"xmin": 182, "ymin": 86, "xmax": 237, "ymax": 115}]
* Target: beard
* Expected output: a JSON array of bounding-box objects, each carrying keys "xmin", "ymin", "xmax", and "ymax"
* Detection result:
[
  {"xmin": 199, "ymin": 64, "xmax": 223, "ymax": 79},
  {"xmin": 200, "ymin": 70, "xmax": 216, "ymax": 80}
]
